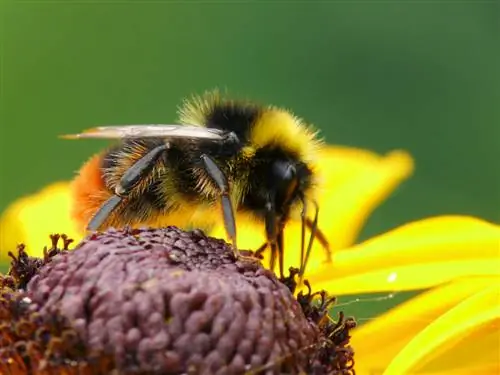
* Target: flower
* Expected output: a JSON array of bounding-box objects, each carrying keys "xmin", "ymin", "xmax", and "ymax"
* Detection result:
[
  {"xmin": 1, "ymin": 227, "xmax": 355, "ymax": 374},
  {"xmin": 1, "ymin": 144, "xmax": 499, "ymax": 374}
]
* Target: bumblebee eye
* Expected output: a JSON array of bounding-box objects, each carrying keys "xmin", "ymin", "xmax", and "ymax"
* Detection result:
[
  {"xmin": 272, "ymin": 160, "xmax": 296, "ymax": 184},
  {"xmin": 270, "ymin": 160, "xmax": 299, "ymax": 212}
]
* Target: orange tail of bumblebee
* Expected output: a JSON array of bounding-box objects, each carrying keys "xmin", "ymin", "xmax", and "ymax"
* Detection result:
[{"xmin": 70, "ymin": 153, "xmax": 112, "ymax": 232}]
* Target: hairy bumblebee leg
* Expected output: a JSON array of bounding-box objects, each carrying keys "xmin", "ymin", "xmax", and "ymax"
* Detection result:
[
  {"xmin": 221, "ymin": 195, "xmax": 238, "ymax": 252},
  {"xmin": 87, "ymin": 144, "xmax": 170, "ymax": 232},
  {"xmin": 87, "ymin": 195, "xmax": 122, "ymax": 231},
  {"xmin": 305, "ymin": 218, "xmax": 332, "ymax": 263},
  {"xmin": 200, "ymin": 154, "xmax": 238, "ymax": 255},
  {"xmin": 299, "ymin": 200, "xmax": 319, "ymax": 280},
  {"xmin": 115, "ymin": 144, "xmax": 170, "ymax": 196}
]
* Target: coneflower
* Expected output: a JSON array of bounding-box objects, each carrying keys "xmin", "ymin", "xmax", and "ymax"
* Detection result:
[{"xmin": 1, "ymin": 227, "xmax": 355, "ymax": 375}]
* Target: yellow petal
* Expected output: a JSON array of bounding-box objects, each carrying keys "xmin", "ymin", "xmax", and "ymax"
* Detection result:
[
  {"xmin": 382, "ymin": 283, "xmax": 500, "ymax": 375},
  {"xmin": 415, "ymin": 321, "xmax": 500, "ymax": 375},
  {"xmin": 0, "ymin": 182, "xmax": 84, "ymax": 260},
  {"xmin": 210, "ymin": 145, "xmax": 414, "ymax": 273},
  {"xmin": 351, "ymin": 276, "xmax": 500, "ymax": 374},
  {"xmin": 307, "ymin": 215, "xmax": 500, "ymax": 294},
  {"xmin": 312, "ymin": 259, "xmax": 500, "ymax": 295},
  {"xmin": 314, "ymin": 147, "xmax": 414, "ymax": 251}
]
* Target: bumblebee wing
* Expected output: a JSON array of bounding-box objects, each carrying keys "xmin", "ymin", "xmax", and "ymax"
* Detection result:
[{"xmin": 61, "ymin": 124, "xmax": 231, "ymax": 141}]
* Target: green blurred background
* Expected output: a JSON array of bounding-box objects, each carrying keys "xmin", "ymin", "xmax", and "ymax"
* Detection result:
[{"xmin": 0, "ymin": 1, "xmax": 498, "ymax": 320}]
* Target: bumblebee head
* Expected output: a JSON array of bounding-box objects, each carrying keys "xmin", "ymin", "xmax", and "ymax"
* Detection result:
[
  {"xmin": 243, "ymin": 144, "xmax": 314, "ymax": 222},
  {"xmin": 265, "ymin": 156, "xmax": 329, "ymax": 283},
  {"xmin": 270, "ymin": 159, "xmax": 311, "ymax": 216}
]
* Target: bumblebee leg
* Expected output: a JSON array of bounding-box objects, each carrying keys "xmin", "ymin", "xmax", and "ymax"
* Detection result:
[
  {"xmin": 254, "ymin": 242, "xmax": 267, "ymax": 258},
  {"xmin": 87, "ymin": 144, "xmax": 169, "ymax": 231},
  {"xmin": 254, "ymin": 237, "xmax": 283, "ymax": 278},
  {"xmin": 266, "ymin": 232, "xmax": 286, "ymax": 279},
  {"xmin": 299, "ymin": 200, "xmax": 319, "ymax": 280},
  {"xmin": 299, "ymin": 195, "xmax": 308, "ymax": 279},
  {"xmin": 200, "ymin": 154, "xmax": 238, "ymax": 255},
  {"xmin": 264, "ymin": 202, "xmax": 286, "ymax": 278},
  {"xmin": 115, "ymin": 144, "xmax": 170, "ymax": 196},
  {"xmin": 305, "ymin": 218, "xmax": 332, "ymax": 263},
  {"xmin": 87, "ymin": 195, "xmax": 123, "ymax": 231},
  {"xmin": 277, "ymin": 228, "xmax": 285, "ymax": 280}
]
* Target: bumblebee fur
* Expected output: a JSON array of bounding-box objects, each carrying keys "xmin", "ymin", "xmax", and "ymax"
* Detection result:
[{"xmin": 69, "ymin": 90, "xmax": 329, "ymax": 277}]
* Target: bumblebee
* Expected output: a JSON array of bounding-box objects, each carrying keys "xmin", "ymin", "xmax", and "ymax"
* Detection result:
[{"xmin": 64, "ymin": 90, "xmax": 331, "ymax": 279}]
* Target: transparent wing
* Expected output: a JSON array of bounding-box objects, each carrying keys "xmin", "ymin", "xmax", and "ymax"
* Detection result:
[{"xmin": 61, "ymin": 124, "xmax": 229, "ymax": 141}]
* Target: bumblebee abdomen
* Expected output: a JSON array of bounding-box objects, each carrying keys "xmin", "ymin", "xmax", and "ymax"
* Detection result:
[
  {"xmin": 70, "ymin": 151, "xmax": 199, "ymax": 231},
  {"xmin": 71, "ymin": 138, "xmax": 237, "ymax": 232}
]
